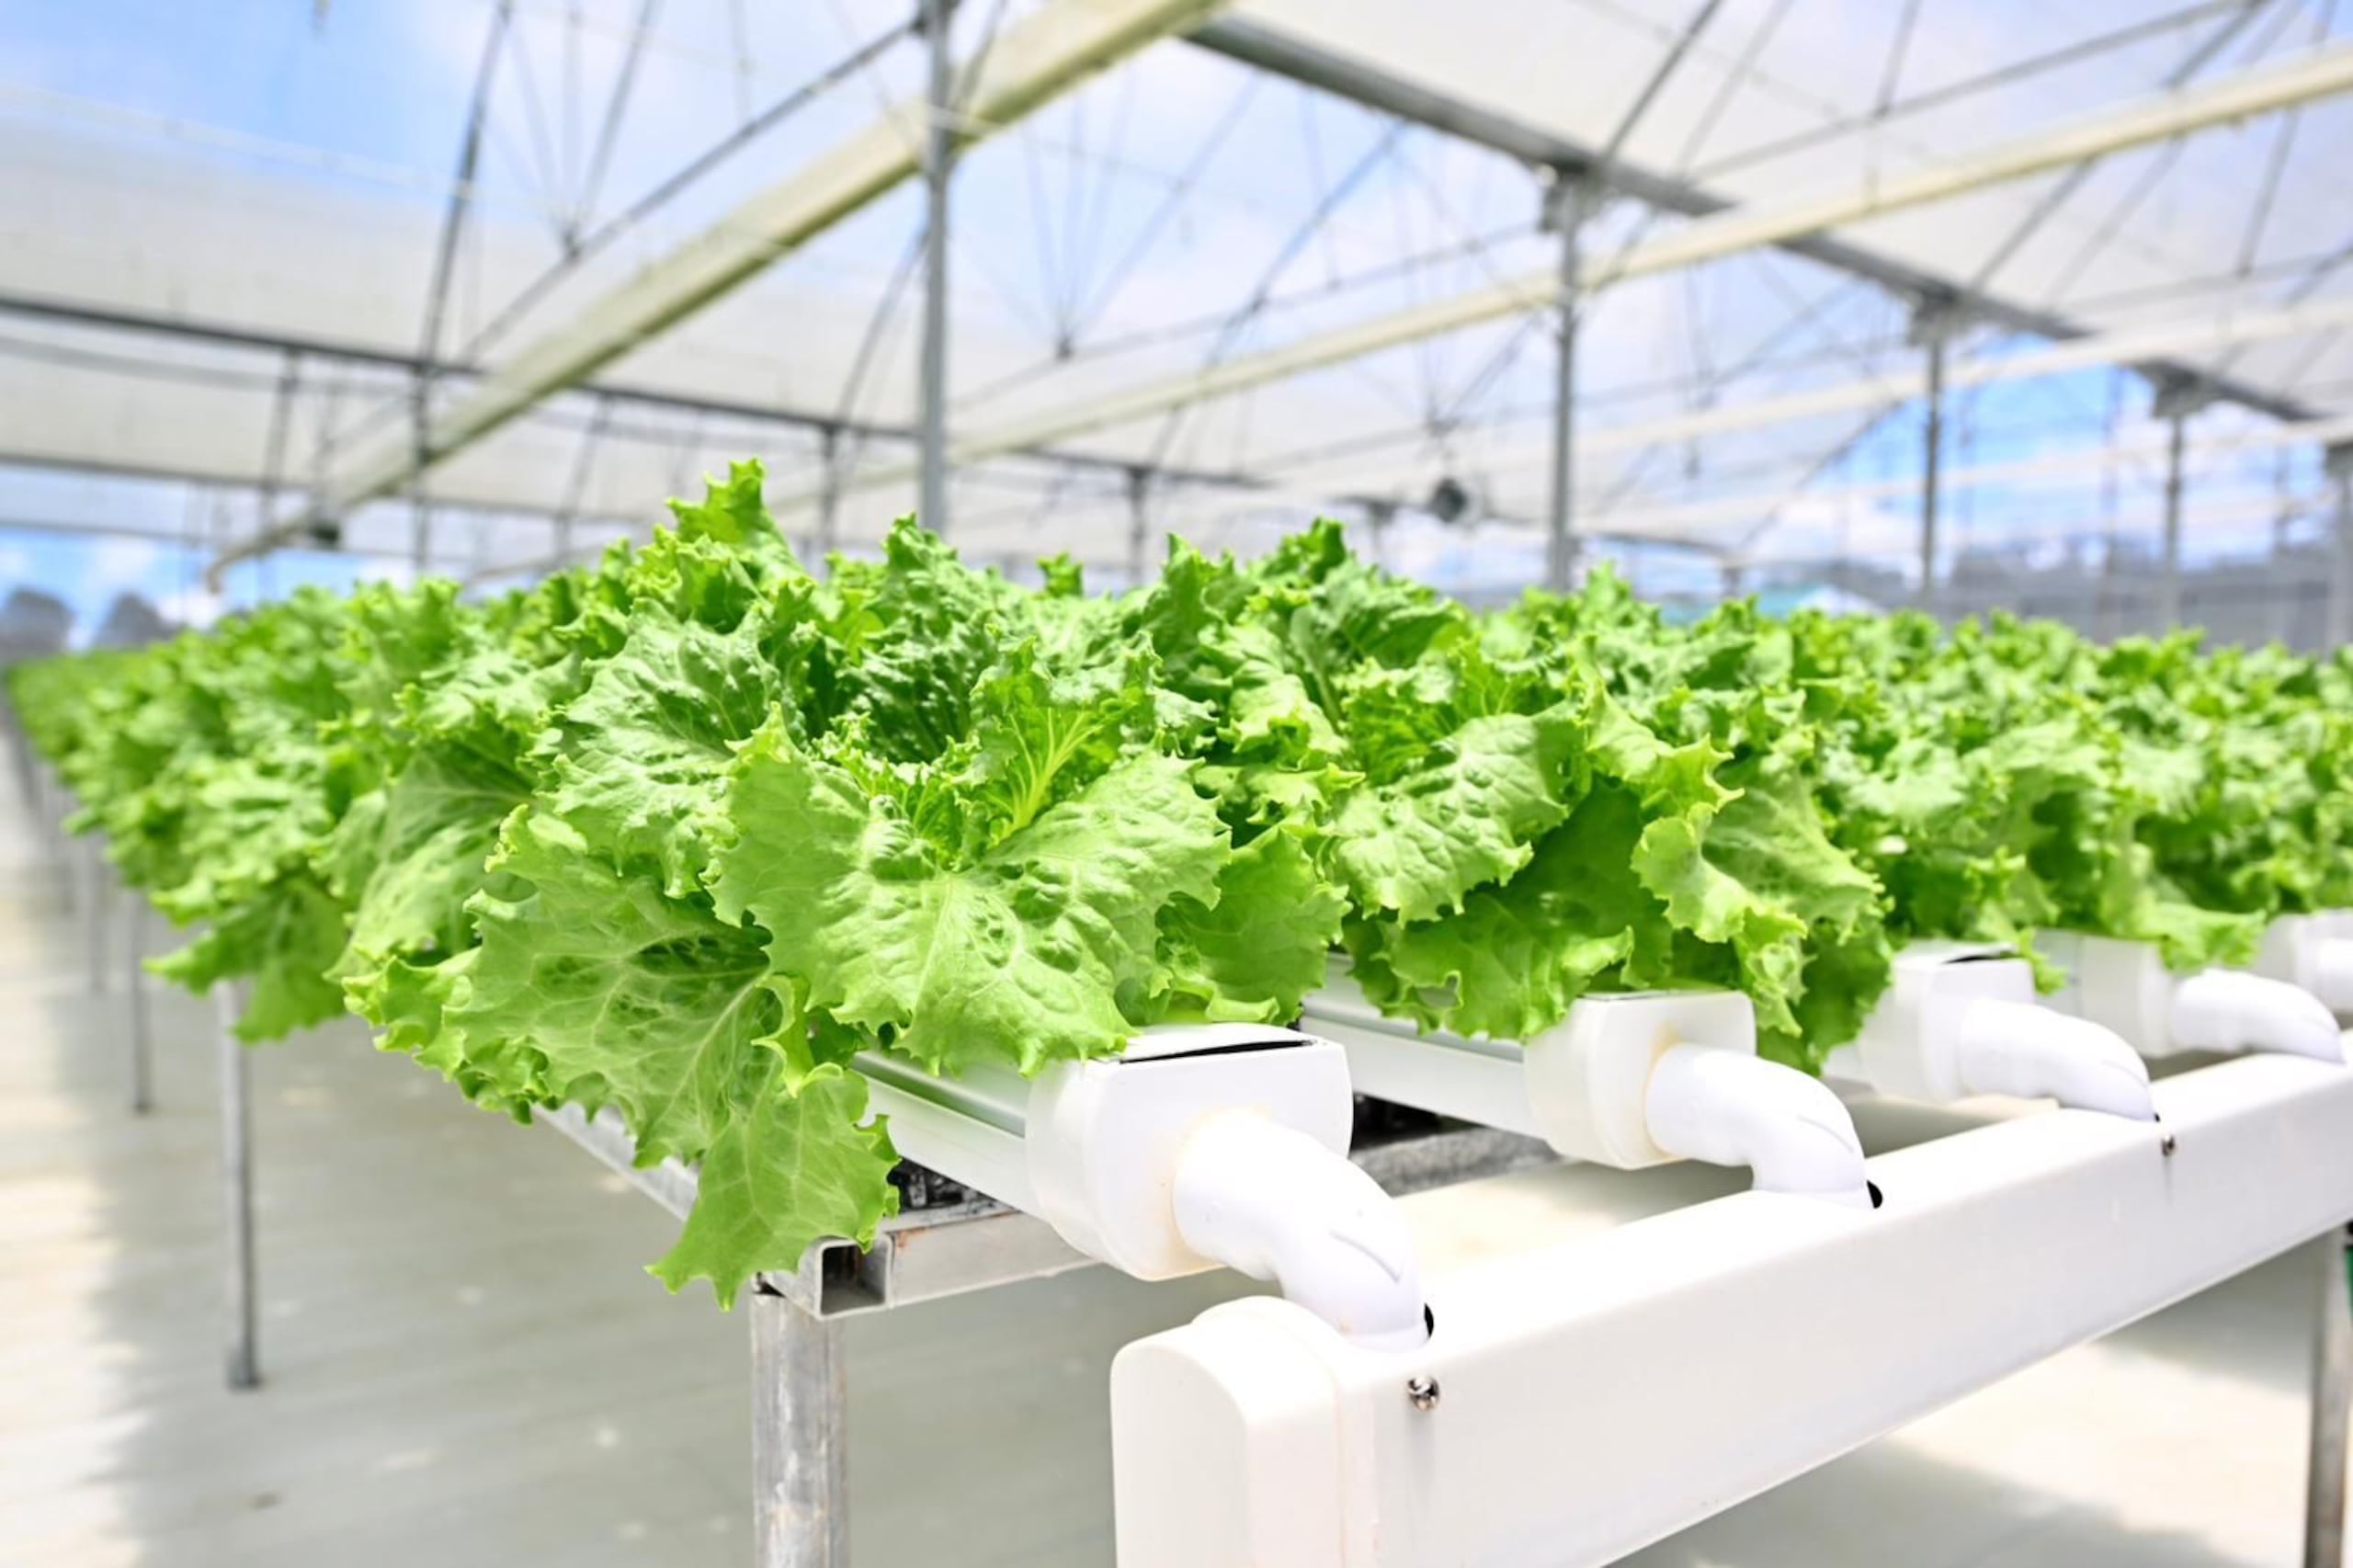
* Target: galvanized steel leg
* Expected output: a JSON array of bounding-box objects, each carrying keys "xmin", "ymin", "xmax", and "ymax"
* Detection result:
[
  {"xmin": 217, "ymin": 984, "xmax": 260, "ymax": 1391},
  {"xmin": 915, "ymin": 0, "xmax": 953, "ymax": 536},
  {"xmin": 127, "ymin": 898, "xmax": 152, "ymax": 1115},
  {"xmin": 751, "ymin": 1284, "xmax": 848, "ymax": 1565},
  {"xmin": 1541, "ymin": 174, "xmax": 1585, "ymax": 596},
  {"xmin": 2304, "ymin": 1226, "xmax": 2351, "ymax": 1568}
]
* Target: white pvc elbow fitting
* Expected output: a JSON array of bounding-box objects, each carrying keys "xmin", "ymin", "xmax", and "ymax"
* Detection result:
[
  {"xmin": 2170, "ymin": 969, "xmax": 2345, "ymax": 1063},
  {"xmin": 1837, "ymin": 943, "xmax": 2155, "ymax": 1120},
  {"xmin": 1172, "ymin": 1111, "xmax": 1427, "ymax": 1354},
  {"xmin": 1954, "ymin": 998, "xmax": 2156, "ymax": 1120},
  {"xmin": 1644, "ymin": 1045, "xmax": 1873, "ymax": 1209},
  {"xmin": 860, "ymin": 1026, "xmax": 1431, "ymax": 1353}
]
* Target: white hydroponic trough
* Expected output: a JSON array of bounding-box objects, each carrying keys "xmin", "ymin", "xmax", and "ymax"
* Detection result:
[{"xmin": 1110, "ymin": 1047, "xmax": 2353, "ymax": 1568}]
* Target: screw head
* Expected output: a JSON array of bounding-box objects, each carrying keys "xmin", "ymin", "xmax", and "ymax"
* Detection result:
[
  {"xmin": 2159, "ymin": 1131, "xmax": 2178, "ymax": 1157},
  {"xmin": 1406, "ymin": 1374, "xmax": 1440, "ymax": 1412}
]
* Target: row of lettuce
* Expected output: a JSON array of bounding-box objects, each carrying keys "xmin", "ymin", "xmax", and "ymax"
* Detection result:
[{"xmin": 10, "ymin": 463, "xmax": 2353, "ymax": 1303}]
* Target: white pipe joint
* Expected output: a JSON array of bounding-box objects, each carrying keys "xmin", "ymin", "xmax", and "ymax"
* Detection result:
[
  {"xmin": 858, "ymin": 1024, "xmax": 1429, "ymax": 1353},
  {"xmin": 2043, "ymin": 930, "xmax": 2347, "ymax": 1063},
  {"xmin": 2169, "ymin": 968, "xmax": 2344, "ymax": 1063},
  {"xmin": 1310, "ymin": 982, "xmax": 1874, "ymax": 1206},
  {"xmin": 1954, "ymin": 1000, "xmax": 2156, "ymax": 1119},
  {"xmin": 1171, "ymin": 1111, "xmax": 1427, "ymax": 1354},
  {"xmin": 1829, "ymin": 942, "xmax": 2154, "ymax": 1120},
  {"xmin": 1644, "ymin": 1043, "xmax": 1873, "ymax": 1208},
  {"xmin": 2257, "ymin": 912, "xmax": 2353, "ymax": 1019}
]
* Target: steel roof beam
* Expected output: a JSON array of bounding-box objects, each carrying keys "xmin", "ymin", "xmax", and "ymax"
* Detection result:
[
  {"xmin": 825, "ymin": 34, "xmax": 2353, "ymax": 503},
  {"xmin": 0, "ymin": 290, "xmax": 1253, "ymax": 494},
  {"xmin": 206, "ymin": 0, "xmax": 1230, "ymax": 583},
  {"xmin": 1187, "ymin": 14, "xmax": 2317, "ymax": 426}
]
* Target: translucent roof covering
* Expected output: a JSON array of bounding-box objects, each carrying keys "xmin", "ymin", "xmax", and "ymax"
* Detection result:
[{"xmin": 2, "ymin": 0, "xmax": 2349, "ymax": 616}]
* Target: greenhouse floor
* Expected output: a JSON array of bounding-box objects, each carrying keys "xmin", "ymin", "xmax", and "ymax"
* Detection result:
[{"xmin": 2, "ymin": 780, "xmax": 2348, "ymax": 1567}]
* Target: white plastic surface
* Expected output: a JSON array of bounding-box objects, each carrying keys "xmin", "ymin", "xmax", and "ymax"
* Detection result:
[
  {"xmin": 2042, "ymin": 930, "xmax": 2342, "ymax": 1062},
  {"xmin": 2258, "ymin": 912, "xmax": 2353, "ymax": 1018},
  {"xmin": 1643, "ymin": 1045, "xmax": 1871, "ymax": 1206},
  {"xmin": 1172, "ymin": 1111, "xmax": 1427, "ymax": 1354},
  {"xmin": 1110, "ymin": 1051, "xmax": 2353, "ymax": 1568},
  {"xmin": 2040, "ymin": 931, "xmax": 2180, "ymax": 1051},
  {"xmin": 1024, "ymin": 1031, "xmax": 1352, "ymax": 1280},
  {"xmin": 1528, "ymin": 991, "xmax": 1756, "ymax": 1169},
  {"xmin": 863, "ymin": 1028, "xmax": 1429, "ymax": 1350},
  {"xmin": 1835, "ymin": 943, "xmax": 2154, "ymax": 1119},
  {"xmin": 2170, "ymin": 968, "xmax": 2345, "ymax": 1063}
]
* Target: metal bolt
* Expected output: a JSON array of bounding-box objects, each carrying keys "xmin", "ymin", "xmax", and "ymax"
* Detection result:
[
  {"xmin": 1406, "ymin": 1374, "xmax": 1440, "ymax": 1412},
  {"xmin": 2159, "ymin": 1131, "xmax": 2178, "ymax": 1157}
]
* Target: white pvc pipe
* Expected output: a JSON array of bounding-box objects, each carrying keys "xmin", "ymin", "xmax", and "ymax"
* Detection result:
[
  {"xmin": 1955, "ymin": 998, "xmax": 2156, "ymax": 1121},
  {"xmin": 1171, "ymin": 1109, "xmax": 1428, "ymax": 1353},
  {"xmin": 1644, "ymin": 1045, "xmax": 1872, "ymax": 1209},
  {"xmin": 2173, "ymin": 970, "xmax": 2345, "ymax": 1063}
]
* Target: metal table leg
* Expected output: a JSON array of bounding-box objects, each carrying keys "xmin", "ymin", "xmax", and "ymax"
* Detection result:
[
  {"xmin": 2306, "ymin": 1226, "xmax": 2351, "ymax": 1568},
  {"xmin": 217, "ymin": 983, "xmax": 259, "ymax": 1391},
  {"xmin": 751, "ymin": 1283, "xmax": 848, "ymax": 1565},
  {"xmin": 126, "ymin": 898, "xmax": 152, "ymax": 1115}
]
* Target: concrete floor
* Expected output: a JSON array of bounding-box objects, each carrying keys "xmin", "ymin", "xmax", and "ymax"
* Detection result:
[{"xmin": 0, "ymin": 759, "xmax": 2345, "ymax": 1567}]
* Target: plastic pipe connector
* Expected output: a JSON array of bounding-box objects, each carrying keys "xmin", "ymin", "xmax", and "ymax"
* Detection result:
[
  {"xmin": 1841, "ymin": 944, "xmax": 2154, "ymax": 1119},
  {"xmin": 1643, "ymin": 1045, "xmax": 1874, "ymax": 1209},
  {"xmin": 2320, "ymin": 939, "xmax": 2353, "ymax": 1017},
  {"xmin": 1171, "ymin": 1110, "xmax": 1428, "ymax": 1355},
  {"xmin": 1955, "ymin": 998, "xmax": 2157, "ymax": 1121},
  {"xmin": 2170, "ymin": 969, "xmax": 2345, "ymax": 1063}
]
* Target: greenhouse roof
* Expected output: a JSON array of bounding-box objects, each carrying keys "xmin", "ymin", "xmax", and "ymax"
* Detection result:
[{"xmin": 2, "ymin": 0, "xmax": 2350, "ymax": 606}]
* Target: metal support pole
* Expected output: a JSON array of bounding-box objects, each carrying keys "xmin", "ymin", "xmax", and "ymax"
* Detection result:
[
  {"xmin": 2159, "ymin": 410, "xmax": 2188, "ymax": 631},
  {"xmin": 2325, "ymin": 443, "xmax": 2353, "ymax": 651},
  {"xmin": 1911, "ymin": 302, "xmax": 1955, "ymax": 617},
  {"xmin": 751, "ymin": 1284, "xmax": 848, "ymax": 1566},
  {"xmin": 916, "ymin": 0, "xmax": 955, "ymax": 535},
  {"xmin": 815, "ymin": 426, "xmax": 843, "ymax": 566},
  {"xmin": 2304, "ymin": 1226, "xmax": 2351, "ymax": 1568},
  {"xmin": 1124, "ymin": 466, "xmax": 1151, "ymax": 588},
  {"xmin": 82, "ymin": 834, "xmax": 105, "ymax": 994},
  {"xmin": 217, "ymin": 983, "xmax": 259, "ymax": 1391},
  {"xmin": 126, "ymin": 897, "xmax": 151, "ymax": 1115},
  {"xmin": 1542, "ymin": 173, "xmax": 1586, "ymax": 595}
]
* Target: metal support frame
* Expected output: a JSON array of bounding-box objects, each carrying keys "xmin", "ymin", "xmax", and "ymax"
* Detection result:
[
  {"xmin": 815, "ymin": 426, "xmax": 844, "ymax": 563},
  {"xmin": 1124, "ymin": 465, "xmax": 1151, "ymax": 586},
  {"xmin": 751, "ymin": 1285, "xmax": 850, "ymax": 1565},
  {"xmin": 126, "ymin": 898, "xmax": 151, "ymax": 1115},
  {"xmin": 870, "ymin": 39, "xmax": 2353, "ymax": 500},
  {"xmin": 210, "ymin": 0, "xmax": 1224, "ymax": 581},
  {"xmin": 2306, "ymin": 1226, "xmax": 2353, "ymax": 1568},
  {"xmin": 1909, "ymin": 301, "xmax": 1961, "ymax": 615},
  {"xmin": 2151, "ymin": 374, "xmax": 2215, "ymax": 631},
  {"xmin": 536, "ymin": 1092, "xmax": 1552, "ymax": 1567},
  {"xmin": 216, "ymin": 983, "xmax": 259, "ymax": 1391},
  {"xmin": 1542, "ymin": 173, "xmax": 1587, "ymax": 595},
  {"xmin": 2325, "ymin": 442, "xmax": 2353, "ymax": 650},
  {"xmin": 2160, "ymin": 410, "xmax": 2189, "ymax": 631},
  {"xmin": 918, "ymin": 0, "xmax": 956, "ymax": 536},
  {"xmin": 1186, "ymin": 15, "xmax": 2316, "ymax": 429}
]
